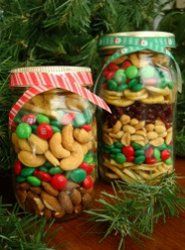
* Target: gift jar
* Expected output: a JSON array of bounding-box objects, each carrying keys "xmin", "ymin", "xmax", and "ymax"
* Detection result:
[
  {"xmin": 97, "ymin": 32, "xmax": 181, "ymax": 185},
  {"xmin": 9, "ymin": 66, "xmax": 109, "ymax": 219}
]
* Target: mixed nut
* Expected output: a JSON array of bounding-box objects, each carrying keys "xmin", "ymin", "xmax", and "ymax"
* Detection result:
[{"xmin": 12, "ymin": 89, "xmax": 97, "ymax": 218}]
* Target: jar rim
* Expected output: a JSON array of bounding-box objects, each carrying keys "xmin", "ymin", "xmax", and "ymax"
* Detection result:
[
  {"xmin": 11, "ymin": 66, "xmax": 91, "ymax": 74},
  {"xmin": 104, "ymin": 31, "xmax": 174, "ymax": 38}
]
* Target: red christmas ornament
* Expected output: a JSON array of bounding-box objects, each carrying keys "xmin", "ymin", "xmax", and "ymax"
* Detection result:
[
  {"xmin": 122, "ymin": 146, "xmax": 134, "ymax": 157},
  {"xmin": 145, "ymin": 157, "xmax": 157, "ymax": 164},
  {"xmin": 145, "ymin": 147, "xmax": 154, "ymax": 158},
  {"xmin": 34, "ymin": 171, "xmax": 51, "ymax": 182},
  {"xmin": 14, "ymin": 161, "xmax": 22, "ymax": 175},
  {"xmin": 82, "ymin": 176, "xmax": 94, "ymax": 189},
  {"xmin": 51, "ymin": 174, "xmax": 67, "ymax": 190},
  {"xmin": 161, "ymin": 149, "xmax": 170, "ymax": 161},
  {"xmin": 22, "ymin": 114, "xmax": 36, "ymax": 125},
  {"xmin": 36, "ymin": 123, "xmax": 53, "ymax": 140},
  {"xmin": 80, "ymin": 162, "xmax": 94, "ymax": 175},
  {"xmin": 82, "ymin": 124, "xmax": 92, "ymax": 132}
]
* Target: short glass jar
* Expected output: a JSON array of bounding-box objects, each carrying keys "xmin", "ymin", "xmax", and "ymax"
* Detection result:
[{"xmin": 10, "ymin": 66, "xmax": 97, "ymax": 219}]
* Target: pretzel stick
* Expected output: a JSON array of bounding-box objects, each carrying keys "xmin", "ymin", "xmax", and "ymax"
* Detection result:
[{"xmin": 104, "ymin": 164, "xmax": 134, "ymax": 183}]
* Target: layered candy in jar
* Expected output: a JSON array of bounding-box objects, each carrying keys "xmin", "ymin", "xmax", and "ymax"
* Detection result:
[
  {"xmin": 97, "ymin": 32, "xmax": 178, "ymax": 184},
  {"xmin": 10, "ymin": 66, "xmax": 97, "ymax": 219}
]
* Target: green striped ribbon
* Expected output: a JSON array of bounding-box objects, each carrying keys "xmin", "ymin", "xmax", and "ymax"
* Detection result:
[{"xmin": 95, "ymin": 33, "xmax": 182, "ymax": 93}]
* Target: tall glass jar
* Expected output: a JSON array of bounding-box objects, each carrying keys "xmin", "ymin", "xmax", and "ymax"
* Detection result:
[
  {"xmin": 10, "ymin": 66, "xmax": 97, "ymax": 219},
  {"xmin": 97, "ymin": 32, "xmax": 179, "ymax": 185}
]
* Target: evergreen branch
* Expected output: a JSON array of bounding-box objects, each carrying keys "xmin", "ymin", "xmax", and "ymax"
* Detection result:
[
  {"xmin": 0, "ymin": 200, "xmax": 63, "ymax": 249},
  {"xmin": 86, "ymin": 173, "xmax": 185, "ymax": 249}
]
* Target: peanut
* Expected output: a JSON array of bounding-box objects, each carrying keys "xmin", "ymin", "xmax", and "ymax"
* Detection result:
[
  {"xmin": 123, "ymin": 125, "xmax": 136, "ymax": 134},
  {"xmin": 135, "ymin": 121, "xmax": 145, "ymax": 130},
  {"xmin": 130, "ymin": 118, "xmax": 139, "ymax": 126},
  {"xmin": 103, "ymin": 134, "xmax": 113, "ymax": 145},
  {"xmin": 135, "ymin": 130, "xmax": 146, "ymax": 137},
  {"xmin": 166, "ymin": 131, "xmax": 172, "ymax": 145},
  {"xmin": 109, "ymin": 131, "xmax": 124, "ymax": 139},
  {"xmin": 28, "ymin": 134, "xmax": 48, "ymax": 154},
  {"xmin": 18, "ymin": 150, "xmax": 46, "ymax": 167},
  {"xmin": 146, "ymin": 124, "xmax": 155, "ymax": 132},
  {"xmin": 155, "ymin": 125, "xmax": 166, "ymax": 134},
  {"xmin": 131, "ymin": 135, "xmax": 145, "ymax": 141},
  {"xmin": 112, "ymin": 120, "xmax": 122, "ymax": 133},
  {"xmin": 150, "ymin": 137, "xmax": 164, "ymax": 147},
  {"xmin": 121, "ymin": 133, "xmax": 131, "ymax": 146},
  {"xmin": 120, "ymin": 114, "xmax": 131, "ymax": 125},
  {"xmin": 147, "ymin": 131, "xmax": 158, "ymax": 140},
  {"xmin": 134, "ymin": 140, "xmax": 145, "ymax": 146}
]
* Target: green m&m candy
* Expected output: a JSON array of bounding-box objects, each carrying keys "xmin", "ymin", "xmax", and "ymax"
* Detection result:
[
  {"xmin": 49, "ymin": 167, "xmax": 63, "ymax": 175},
  {"xmin": 83, "ymin": 109, "xmax": 93, "ymax": 124},
  {"xmin": 117, "ymin": 84, "xmax": 128, "ymax": 91},
  {"xmin": 153, "ymin": 148, "xmax": 161, "ymax": 161},
  {"xmin": 36, "ymin": 114, "xmax": 50, "ymax": 124},
  {"xmin": 16, "ymin": 176, "xmax": 26, "ymax": 183},
  {"xmin": 21, "ymin": 167, "xmax": 35, "ymax": 177},
  {"xmin": 73, "ymin": 113, "xmax": 86, "ymax": 127},
  {"xmin": 135, "ymin": 149, "xmax": 145, "ymax": 156},
  {"xmin": 125, "ymin": 65, "xmax": 138, "ymax": 79},
  {"xmin": 114, "ymin": 142, "xmax": 123, "ymax": 148},
  {"xmin": 131, "ymin": 84, "xmax": 143, "ymax": 92},
  {"xmin": 111, "ymin": 148, "xmax": 122, "ymax": 153},
  {"xmin": 39, "ymin": 166, "xmax": 48, "ymax": 172},
  {"xmin": 132, "ymin": 142, "xmax": 143, "ymax": 150},
  {"xmin": 114, "ymin": 153, "xmax": 126, "ymax": 164},
  {"xmin": 165, "ymin": 157, "xmax": 172, "ymax": 165},
  {"xmin": 16, "ymin": 123, "xmax": 32, "ymax": 139},
  {"xmin": 84, "ymin": 152, "xmax": 95, "ymax": 164},
  {"xmin": 52, "ymin": 126, "xmax": 60, "ymax": 133},
  {"xmin": 107, "ymin": 79, "xmax": 118, "ymax": 91},
  {"xmin": 113, "ymin": 69, "xmax": 126, "ymax": 83},
  {"xmin": 69, "ymin": 169, "xmax": 87, "ymax": 183},
  {"xmin": 27, "ymin": 176, "xmax": 41, "ymax": 187},
  {"xmin": 135, "ymin": 155, "xmax": 145, "ymax": 164}
]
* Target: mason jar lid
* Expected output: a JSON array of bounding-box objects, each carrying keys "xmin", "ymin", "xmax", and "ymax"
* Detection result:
[
  {"xmin": 11, "ymin": 66, "xmax": 91, "ymax": 74},
  {"xmin": 98, "ymin": 31, "xmax": 176, "ymax": 50}
]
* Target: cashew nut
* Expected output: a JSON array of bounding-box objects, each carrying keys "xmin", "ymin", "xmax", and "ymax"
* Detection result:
[
  {"xmin": 60, "ymin": 142, "xmax": 84, "ymax": 171},
  {"xmin": 12, "ymin": 133, "xmax": 20, "ymax": 152},
  {"xmin": 28, "ymin": 134, "xmax": 48, "ymax": 154},
  {"xmin": 18, "ymin": 139, "xmax": 32, "ymax": 152},
  {"xmin": 49, "ymin": 132, "xmax": 70, "ymax": 159},
  {"xmin": 45, "ymin": 150, "xmax": 60, "ymax": 166},
  {"xmin": 65, "ymin": 95, "xmax": 86, "ymax": 111},
  {"xmin": 18, "ymin": 150, "xmax": 46, "ymax": 167},
  {"xmin": 81, "ymin": 141, "xmax": 93, "ymax": 155},
  {"xmin": 73, "ymin": 128, "xmax": 93, "ymax": 144},
  {"xmin": 62, "ymin": 124, "xmax": 75, "ymax": 151}
]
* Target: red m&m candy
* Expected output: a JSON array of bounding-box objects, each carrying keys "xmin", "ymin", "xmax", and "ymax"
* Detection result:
[
  {"xmin": 126, "ymin": 156, "xmax": 134, "ymax": 162},
  {"xmin": 121, "ymin": 60, "xmax": 132, "ymax": 69},
  {"xmin": 82, "ymin": 176, "xmax": 94, "ymax": 189},
  {"xmin": 122, "ymin": 146, "xmax": 134, "ymax": 157},
  {"xmin": 22, "ymin": 114, "xmax": 36, "ymax": 125},
  {"xmin": 145, "ymin": 157, "xmax": 157, "ymax": 164},
  {"xmin": 80, "ymin": 162, "xmax": 94, "ymax": 175},
  {"xmin": 161, "ymin": 150, "xmax": 170, "ymax": 161},
  {"xmin": 82, "ymin": 124, "xmax": 92, "ymax": 132},
  {"xmin": 51, "ymin": 174, "xmax": 67, "ymax": 190},
  {"xmin": 37, "ymin": 123, "xmax": 53, "ymax": 140},
  {"xmin": 14, "ymin": 161, "xmax": 22, "ymax": 175},
  {"xmin": 108, "ymin": 63, "xmax": 119, "ymax": 71},
  {"xmin": 145, "ymin": 147, "xmax": 154, "ymax": 158},
  {"xmin": 34, "ymin": 171, "xmax": 51, "ymax": 182},
  {"xmin": 61, "ymin": 113, "xmax": 75, "ymax": 125}
]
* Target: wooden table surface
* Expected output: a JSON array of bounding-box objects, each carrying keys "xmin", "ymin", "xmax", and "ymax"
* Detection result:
[{"xmin": 51, "ymin": 159, "xmax": 185, "ymax": 250}]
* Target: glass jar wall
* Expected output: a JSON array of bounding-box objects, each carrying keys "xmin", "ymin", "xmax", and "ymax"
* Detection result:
[
  {"xmin": 10, "ymin": 67, "xmax": 97, "ymax": 219},
  {"xmin": 97, "ymin": 32, "xmax": 178, "ymax": 185}
]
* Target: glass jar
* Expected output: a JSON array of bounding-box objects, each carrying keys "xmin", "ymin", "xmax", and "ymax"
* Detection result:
[
  {"xmin": 10, "ymin": 66, "xmax": 97, "ymax": 219},
  {"xmin": 97, "ymin": 32, "xmax": 179, "ymax": 185}
]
